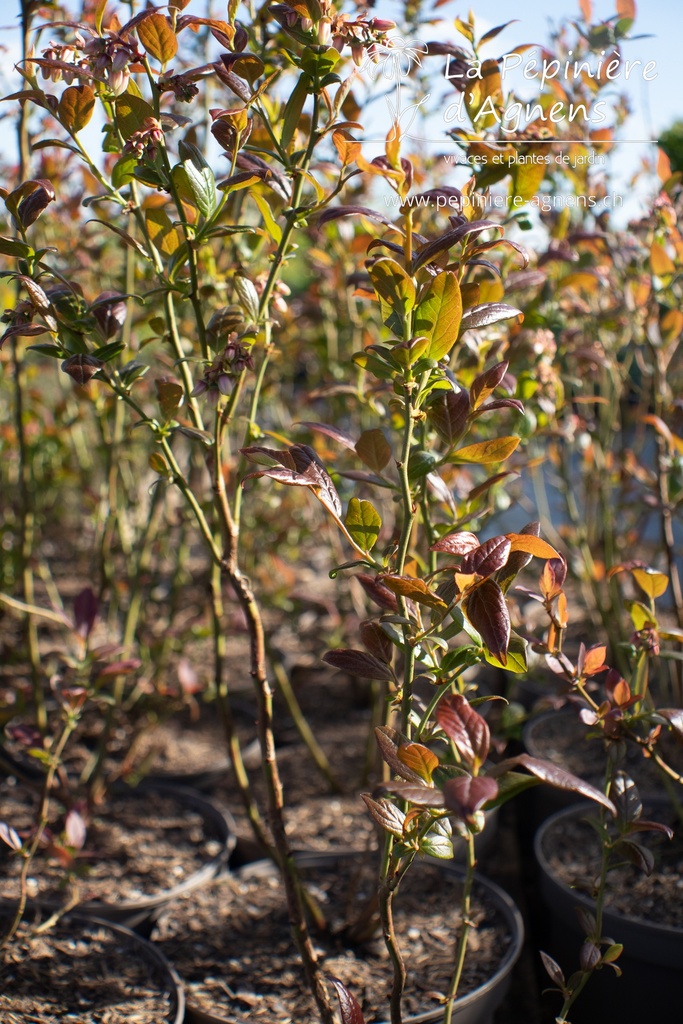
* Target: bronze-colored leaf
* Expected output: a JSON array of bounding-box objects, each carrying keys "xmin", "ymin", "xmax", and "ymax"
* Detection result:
[
  {"xmin": 374, "ymin": 780, "xmax": 445, "ymax": 807},
  {"xmin": 356, "ymin": 573, "xmax": 399, "ymax": 612},
  {"xmin": 361, "ymin": 794, "xmax": 405, "ymax": 838},
  {"xmin": 355, "ymin": 429, "xmax": 392, "ymax": 473},
  {"xmin": 469, "ymin": 361, "xmax": 509, "ymax": 410},
  {"xmin": 461, "ymin": 578, "xmax": 510, "ymax": 664},
  {"xmin": 431, "ymin": 531, "xmax": 479, "ymax": 556},
  {"xmin": 58, "ymin": 85, "xmax": 95, "ymax": 134},
  {"xmin": 380, "ymin": 574, "xmax": 447, "ymax": 611},
  {"xmin": 330, "ymin": 978, "xmax": 366, "ymax": 1024},
  {"xmin": 359, "ymin": 620, "xmax": 393, "ymax": 664},
  {"xmin": 489, "ymin": 754, "xmax": 616, "ymax": 813},
  {"xmin": 374, "ymin": 726, "xmax": 424, "ymax": 784}
]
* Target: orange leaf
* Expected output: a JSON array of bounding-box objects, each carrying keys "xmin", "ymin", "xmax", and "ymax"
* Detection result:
[
  {"xmin": 506, "ymin": 534, "xmax": 559, "ymax": 560},
  {"xmin": 138, "ymin": 13, "xmax": 178, "ymax": 64},
  {"xmin": 398, "ymin": 742, "xmax": 439, "ymax": 783}
]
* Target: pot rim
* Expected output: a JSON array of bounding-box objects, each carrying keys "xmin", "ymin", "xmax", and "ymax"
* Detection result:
[
  {"xmin": 534, "ymin": 802, "xmax": 683, "ymax": 941},
  {"xmin": 0, "ymin": 782, "xmax": 235, "ymax": 922},
  {"xmin": 1, "ymin": 912, "xmax": 185, "ymax": 1024},
  {"xmin": 180, "ymin": 850, "xmax": 525, "ymax": 1024}
]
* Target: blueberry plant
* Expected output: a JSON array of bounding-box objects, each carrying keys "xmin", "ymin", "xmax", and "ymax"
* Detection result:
[{"xmin": 0, "ymin": 1, "xmax": 680, "ymax": 1022}]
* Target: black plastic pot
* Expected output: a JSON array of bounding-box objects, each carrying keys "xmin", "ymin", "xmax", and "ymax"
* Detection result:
[
  {"xmin": 0, "ymin": 913, "xmax": 185, "ymax": 1023},
  {"xmin": 172, "ymin": 851, "xmax": 524, "ymax": 1024},
  {"xmin": 534, "ymin": 803, "xmax": 683, "ymax": 1022},
  {"xmin": 0, "ymin": 782, "xmax": 235, "ymax": 934}
]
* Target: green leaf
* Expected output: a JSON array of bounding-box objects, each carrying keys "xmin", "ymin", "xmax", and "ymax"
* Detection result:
[
  {"xmin": 420, "ymin": 819, "xmax": 454, "ymax": 859},
  {"xmin": 484, "ymin": 632, "xmax": 528, "ymax": 673},
  {"xmin": 281, "ymin": 74, "xmax": 309, "ymax": 150},
  {"xmin": 451, "ymin": 437, "xmax": 520, "ymax": 464},
  {"xmin": 414, "ymin": 271, "xmax": 462, "ymax": 361},
  {"xmin": 111, "ymin": 155, "xmax": 138, "ymax": 189},
  {"xmin": 58, "ymin": 85, "xmax": 95, "ymax": 134},
  {"xmin": 345, "ymin": 497, "xmax": 382, "ymax": 552},
  {"xmin": 250, "ymin": 191, "xmax": 283, "ymax": 245},
  {"xmin": 172, "ymin": 160, "xmax": 216, "ymax": 218},
  {"xmin": 0, "ymin": 236, "xmax": 34, "ymax": 259},
  {"xmin": 138, "ymin": 12, "xmax": 178, "ymax": 64},
  {"xmin": 368, "ymin": 257, "xmax": 416, "ymax": 322},
  {"xmin": 115, "ymin": 92, "xmax": 156, "ymax": 140}
]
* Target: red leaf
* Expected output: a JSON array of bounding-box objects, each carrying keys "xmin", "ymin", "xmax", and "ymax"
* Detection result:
[
  {"xmin": 436, "ymin": 693, "xmax": 490, "ymax": 770},
  {"xmin": 355, "ymin": 573, "xmax": 399, "ymax": 612},
  {"xmin": 490, "ymin": 754, "xmax": 616, "ymax": 813},
  {"xmin": 461, "ymin": 578, "xmax": 510, "ymax": 664},
  {"xmin": 460, "ymin": 303, "xmax": 523, "ymax": 332},
  {"xmin": 427, "ymin": 389, "xmax": 470, "ymax": 446},
  {"xmin": 73, "ymin": 587, "xmax": 98, "ymax": 639},
  {"xmin": 374, "ymin": 726, "xmax": 425, "ymax": 784},
  {"xmin": 461, "ymin": 535, "xmax": 511, "ymax": 578},
  {"xmin": 470, "ymin": 361, "xmax": 509, "ymax": 409},
  {"xmin": 430, "ymin": 531, "xmax": 480, "ymax": 555},
  {"xmin": 359, "ymin": 620, "xmax": 393, "ymax": 664},
  {"xmin": 296, "ymin": 421, "xmax": 356, "ymax": 450},
  {"xmin": 442, "ymin": 775, "xmax": 498, "ymax": 820},
  {"xmin": 330, "ymin": 978, "xmax": 366, "ymax": 1024}
]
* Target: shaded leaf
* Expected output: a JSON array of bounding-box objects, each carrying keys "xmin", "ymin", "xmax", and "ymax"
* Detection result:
[
  {"xmin": 73, "ymin": 587, "xmax": 98, "ymax": 639},
  {"xmin": 359, "ymin": 620, "xmax": 393, "ymax": 663},
  {"xmin": 323, "ymin": 649, "xmax": 394, "ymax": 681},
  {"xmin": 317, "ymin": 205, "xmax": 394, "ymax": 228},
  {"xmin": 540, "ymin": 950, "xmax": 565, "ymax": 989},
  {"xmin": 442, "ymin": 775, "xmax": 498, "ymax": 819},
  {"xmin": 356, "ymin": 573, "xmax": 399, "ymax": 612},
  {"xmin": 355, "ymin": 429, "xmax": 392, "ymax": 472},
  {"xmin": 489, "ymin": 754, "xmax": 616, "ymax": 813},
  {"xmin": 375, "ymin": 781, "xmax": 445, "ymax": 807},
  {"xmin": 58, "ymin": 85, "xmax": 95, "ymax": 134},
  {"xmin": 427, "ymin": 388, "xmax": 470, "ymax": 446}
]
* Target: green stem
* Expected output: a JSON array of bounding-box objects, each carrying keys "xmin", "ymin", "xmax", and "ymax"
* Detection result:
[{"xmin": 443, "ymin": 830, "xmax": 477, "ymax": 1024}]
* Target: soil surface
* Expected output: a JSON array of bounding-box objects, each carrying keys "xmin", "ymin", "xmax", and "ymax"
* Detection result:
[
  {"xmin": 540, "ymin": 805, "xmax": 683, "ymax": 929},
  {"xmin": 0, "ymin": 918, "xmax": 177, "ymax": 1023},
  {"xmin": 153, "ymin": 857, "xmax": 514, "ymax": 1023},
  {"xmin": 0, "ymin": 782, "xmax": 226, "ymax": 907}
]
